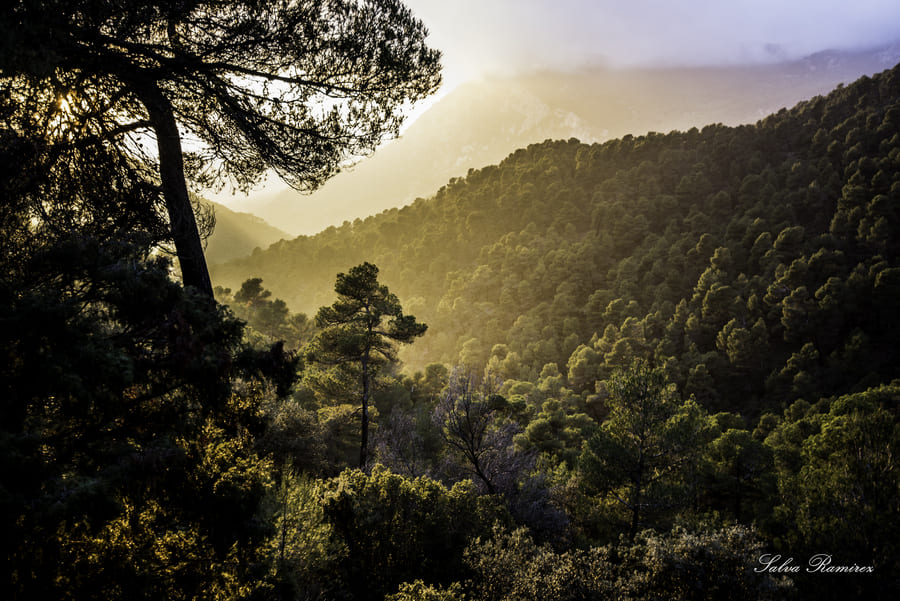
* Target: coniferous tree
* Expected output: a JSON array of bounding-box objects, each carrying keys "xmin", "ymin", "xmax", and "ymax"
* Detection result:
[
  {"xmin": 580, "ymin": 360, "xmax": 713, "ymax": 539},
  {"xmin": 1, "ymin": 0, "xmax": 441, "ymax": 294},
  {"xmin": 308, "ymin": 262, "xmax": 426, "ymax": 467},
  {"xmin": 0, "ymin": 123, "xmax": 296, "ymax": 599}
]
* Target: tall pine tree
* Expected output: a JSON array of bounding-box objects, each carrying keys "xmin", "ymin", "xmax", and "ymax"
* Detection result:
[{"xmin": 308, "ymin": 263, "xmax": 427, "ymax": 467}]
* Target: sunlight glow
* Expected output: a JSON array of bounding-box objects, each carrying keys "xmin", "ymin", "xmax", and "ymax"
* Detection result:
[{"xmin": 48, "ymin": 91, "xmax": 80, "ymax": 139}]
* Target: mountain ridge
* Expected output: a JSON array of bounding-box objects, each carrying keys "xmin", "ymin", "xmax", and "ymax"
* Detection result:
[
  {"xmin": 202, "ymin": 200, "xmax": 289, "ymax": 265},
  {"xmin": 229, "ymin": 42, "xmax": 900, "ymax": 235}
]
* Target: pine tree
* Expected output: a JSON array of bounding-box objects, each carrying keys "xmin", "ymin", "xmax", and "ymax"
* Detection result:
[{"xmin": 308, "ymin": 263, "xmax": 426, "ymax": 467}]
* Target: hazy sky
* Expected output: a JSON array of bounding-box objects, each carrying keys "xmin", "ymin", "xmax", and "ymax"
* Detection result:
[{"xmin": 404, "ymin": 0, "xmax": 900, "ymax": 94}]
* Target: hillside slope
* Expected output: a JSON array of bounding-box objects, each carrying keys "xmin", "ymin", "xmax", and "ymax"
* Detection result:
[
  {"xmin": 213, "ymin": 63, "xmax": 900, "ymax": 416},
  {"xmin": 202, "ymin": 200, "xmax": 289, "ymax": 265}
]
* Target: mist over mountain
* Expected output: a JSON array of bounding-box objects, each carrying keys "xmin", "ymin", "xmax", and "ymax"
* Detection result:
[
  {"xmin": 202, "ymin": 200, "xmax": 289, "ymax": 264},
  {"xmin": 230, "ymin": 43, "xmax": 900, "ymax": 235}
]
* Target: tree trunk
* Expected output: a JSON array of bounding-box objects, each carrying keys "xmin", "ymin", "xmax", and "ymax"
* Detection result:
[
  {"xmin": 359, "ymin": 351, "xmax": 370, "ymax": 469},
  {"xmin": 629, "ymin": 454, "xmax": 644, "ymax": 540},
  {"xmin": 472, "ymin": 460, "xmax": 496, "ymax": 495},
  {"xmin": 138, "ymin": 81, "xmax": 214, "ymax": 297}
]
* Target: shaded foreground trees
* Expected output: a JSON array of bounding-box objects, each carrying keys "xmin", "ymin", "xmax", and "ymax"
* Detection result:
[
  {"xmin": 0, "ymin": 79, "xmax": 306, "ymax": 597},
  {"xmin": 1, "ymin": 153, "xmax": 298, "ymax": 600},
  {"xmin": 460, "ymin": 523, "xmax": 792, "ymax": 601},
  {"xmin": 1, "ymin": 0, "xmax": 441, "ymax": 294},
  {"xmin": 254, "ymin": 355, "xmax": 895, "ymax": 600}
]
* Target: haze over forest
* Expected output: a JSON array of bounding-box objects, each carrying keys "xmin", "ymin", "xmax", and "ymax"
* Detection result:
[
  {"xmin": 214, "ymin": 44, "xmax": 900, "ymax": 236},
  {"xmin": 208, "ymin": 0, "xmax": 900, "ymax": 235},
  {"xmin": 5, "ymin": 1, "xmax": 900, "ymax": 600}
]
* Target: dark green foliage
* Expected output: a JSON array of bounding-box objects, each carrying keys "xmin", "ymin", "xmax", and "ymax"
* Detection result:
[
  {"xmin": 317, "ymin": 466, "xmax": 507, "ymax": 601},
  {"xmin": 579, "ymin": 361, "xmax": 715, "ymax": 539},
  {"xmin": 263, "ymin": 468, "xmax": 345, "ymax": 601},
  {"xmin": 613, "ymin": 524, "xmax": 795, "ymax": 601},
  {"xmin": 762, "ymin": 385, "xmax": 900, "ymax": 599},
  {"xmin": 386, "ymin": 581, "xmax": 466, "ymax": 601},
  {"xmin": 463, "ymin": 523, "xmax": 791, "ymax": 601},
  {"xmin": 517, "ymin": 397, "xmax": 596, "ymax": 468},
  {"xmin": 701, "ymin": 425, "xmax": 775, "ymax": 523},
  {"xmin": 312, "ymin": 263, "xmax": 428, "ymax": 368},
  {"xmin": 463, "ymin": 525, "xmax": 617, "ymax": 600},
  {"xmin": 1, "ymin": 99, "xmax": 294, "ymax": 600},
  {"xmin": 0, "ymin": 222, "xmax": 284, "ymax": 600},
  {"xmin": 216, "ymin": 277, "xmax": 317, "ymax": 352}
]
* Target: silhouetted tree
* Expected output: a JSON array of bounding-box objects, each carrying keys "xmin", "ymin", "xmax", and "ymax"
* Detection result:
[
  {"xmin": 0, "ymin": 125, "xmax": 296, "ymax": 598},
  {"xmin": 308, "ymin": 262, "xmax": 426, "ymax": 467},
  {"xmin": 1, "ymin": 0, "xmax": 441, "ymax": 294}
]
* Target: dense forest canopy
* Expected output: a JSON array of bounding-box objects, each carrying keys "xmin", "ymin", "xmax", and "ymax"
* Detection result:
[{"xmin": 215, "ymin": 63, "xmax": 900, "ymax": 416}]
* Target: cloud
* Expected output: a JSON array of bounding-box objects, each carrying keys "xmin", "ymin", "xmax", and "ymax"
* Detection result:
[{"xmin": 406, "ymin": 0, "xmax": 900, "ymax": 85}]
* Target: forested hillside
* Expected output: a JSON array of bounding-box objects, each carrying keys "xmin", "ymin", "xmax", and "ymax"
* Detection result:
[
  {"xmin": 214, "ymin": 63, "xmax": 900, "ymax": 417},
  {"xmin": 202, "ymin": 66, "xmax": 900, "ymax": 599}
]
